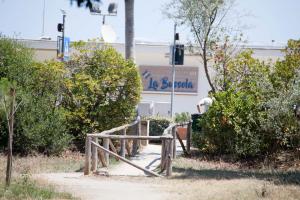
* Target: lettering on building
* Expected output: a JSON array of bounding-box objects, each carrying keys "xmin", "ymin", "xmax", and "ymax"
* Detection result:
[{"xmin": 139, "ymin": 66, "xmax": 198, "ymax": 93}]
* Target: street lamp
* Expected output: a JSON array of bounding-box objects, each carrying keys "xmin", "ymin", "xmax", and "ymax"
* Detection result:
[
  {"xmin": 171, "ymin": 23, "xmax": 178, "ymax": 118},
  {"xmin": 89, "ymin": 2, "xmax": 118, "ymax": 24},
  {"xmin": 61, "ymin": 10, "xmax": 66, "ymax": 59},
  {"xmin": 57, "ymin": 10, "xmax": 66, "ymax": 60},
  {"xmin": 170, "ymin": 24, "xmax": 184, "ymax": 118}
]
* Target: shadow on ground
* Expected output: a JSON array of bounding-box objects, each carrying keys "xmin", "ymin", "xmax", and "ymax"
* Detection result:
[{"xmin": 172, "ymin": 167, "xmax": 300, "ymax": 185}]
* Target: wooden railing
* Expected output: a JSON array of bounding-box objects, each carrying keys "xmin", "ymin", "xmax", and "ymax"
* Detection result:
[{"xmin": 84, "ymin": 116, "xmax": 192, "ymax": 177}]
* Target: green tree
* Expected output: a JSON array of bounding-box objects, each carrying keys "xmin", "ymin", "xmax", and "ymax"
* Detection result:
[
  {"xmin": 0, "ymin": 78, "xmax": 21, "ymax": 187},
  {"xmin": 0, "ymin": 36, "xmax": 70, "ymax": 155},
  {"xmin": 64, "ymin": 42, "xmax": 141, "ymax": 149},
  {"xmin": 194, "ymin": 47, "xmax": 300, "ymax": 158},
  {"xmin": 165, "ymin": 0, "xmax": 243, "ymax": 93},
  {"xmin": 271, "ymin": 39, "xmax": 300, "ymax": 90},
  {"xmin": 14, "ymin": 61, "xmax": 71, "ymax": 155}
]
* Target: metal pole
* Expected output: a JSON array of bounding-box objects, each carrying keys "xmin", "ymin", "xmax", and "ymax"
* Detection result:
[
  {"xmin": 41, "ymin": 0, "xmax": 46, "ymax": 37},
  {"xmin": 171, "ymin": 23, "xmax": 177, "ymax": 118},
  {"xmin": 102, "ymin": 15, "xmax": 106, "ymax": 25},
  {"xmin": 62, "ymin": 13, "xmax": 66, "ymax": 60}
]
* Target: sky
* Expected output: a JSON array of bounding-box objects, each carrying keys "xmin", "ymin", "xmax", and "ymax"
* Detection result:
[{"xmin": 0, "ymin": 0, "xmax": 300, "ymax": 46}]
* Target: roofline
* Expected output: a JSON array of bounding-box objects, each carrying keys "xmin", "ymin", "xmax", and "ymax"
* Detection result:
[{"xmin": 16, "ymin": 38, "xmax": 286, "ymax": 50}]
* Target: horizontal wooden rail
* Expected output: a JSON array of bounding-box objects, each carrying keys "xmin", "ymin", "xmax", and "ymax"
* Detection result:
[
  {"xmin": 163, "ymin": 123, "xmax": 176, "ymax": 135},
  {"xmin": 89, "ymin": 116, "xmax": 140, "ymax": 137},
  {"xmin": 84, "ymin": 115, "xmax": 192, "ymax": 177},
  {"xmin": 87, "ymin": 134, "xmax": 173, "ymax": 140}
]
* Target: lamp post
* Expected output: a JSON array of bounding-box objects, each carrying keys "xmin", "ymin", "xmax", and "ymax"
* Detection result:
[
  {"xmin": 171, "ymin": 23, "xmax": 179, "ymax": 118},
  {"xmin": 61, "ymin": 10, "xmax": 66, "ymax": 60},
  {"xmin": 57, "ymin": 10, "xmax": 66, "ymax": 61}
]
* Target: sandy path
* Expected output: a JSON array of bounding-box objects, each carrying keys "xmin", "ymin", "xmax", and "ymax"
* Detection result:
[
  {"xmin": 108, "ymin": 144, "xmax": 162, "ymax": 176},
  {"xmin": 34, "ymin": 142, "xmax": 185, "ymax": 199},
  {"xmin": 35, "ymin": 172, "xmax": 167, "ymax": 200},
  {"xmin": 108, "ymin": 142, "xmax": 184, "ymax": 176}
]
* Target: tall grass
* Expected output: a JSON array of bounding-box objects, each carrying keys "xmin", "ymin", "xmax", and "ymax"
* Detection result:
[{"xmin": 0, "ymin": 152, "xmax": 84, "ymax": 199}]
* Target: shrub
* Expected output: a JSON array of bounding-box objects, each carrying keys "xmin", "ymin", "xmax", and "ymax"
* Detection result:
[
  {"xmin": 174, "ymin": 112, "xmax": 191, "ymax": 123},
  {"xmin": 63, "ymin": 42, "xmax": 142, "ymax": 150},
  {"xmin": 259, "ymin": 79, "xmax": 300, "ymax": 151},
  {"xmin": 146, "ymin": 116, "xmax": 172, "ymax": 137},
  {"xmin": 14, "ymin": 61, "xmax": 71, "ymax": 155},
  {"xmin": 193, "ymin": 48, "xmax": 300, "ymax": 158},
  {"xmin": 194, "ymin": 88, "xmax": 264, "ymax": 157},
  {"xmin": 0, "ymin": 36, "xmax": 70, "ymax": 155}
]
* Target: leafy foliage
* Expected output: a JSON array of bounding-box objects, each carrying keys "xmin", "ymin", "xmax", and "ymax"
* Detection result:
[
  {"xmin": 165, "ymin": 0, "xmax": 243, "ymax": 92},
  {"xmin": 146, "ymin": 116, "xmax": 172, "ymax": 137},
  {"xmin": 174, "ymin": 112, "xmax": 191, "ymax": 123},
  {"xmin": 193, "ymin": 44, "xmax": 300, "ymax": 158},
  {"xmin": 13, "ymin": 61, "xmax": 71, "ymax": 155},
  {"xmin": 0, "ymin": 36, "xmax": 70, "ymax": 155},
  {"xmin": 64, "ymin": 42, "xmax": 141, "ymax": 149}
]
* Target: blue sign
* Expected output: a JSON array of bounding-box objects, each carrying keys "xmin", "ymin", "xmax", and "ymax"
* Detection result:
[{"xmin": 63, "ymin": 37, "xmax": 70, "ymax": 61}]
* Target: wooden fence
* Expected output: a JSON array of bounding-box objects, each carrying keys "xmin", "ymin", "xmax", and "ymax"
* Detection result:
[{"xmin": 84, "ymin": 116, "xmax": 192, "ymax": 177}]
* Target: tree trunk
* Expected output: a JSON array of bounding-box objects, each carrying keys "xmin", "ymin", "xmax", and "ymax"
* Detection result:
[
  {"xmin": 5, "ymin": 88, "xmax": 15, "ymax": 187},
  {"xmin": 203, "ymin": 48, "xmax": 216, "ymax": 93},
  {"xmin": 125, "ymin": 0, "xmax": 135, "ymax": 61}
]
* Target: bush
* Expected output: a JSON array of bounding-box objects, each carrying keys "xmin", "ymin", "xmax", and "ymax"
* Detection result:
[
  {"xmin": 0, "ymin": 36, "xmax": 70, "ymax": 155},
  {"xmin": 174, "ymin": 112, "xmax": 191, "ymax": 123},
  {"xmin": 193, "ymin": 48, "xmax": 300, "ymax": 158},
  {"xmin": 63, "ymin": 42, "xmax": 142, "ymax": 150},
  {"xmin": 147, "ymin": 116, "xmax": 172, "ymax": 136},
  {"xmin": 194, "ymin": 88, "xmax": 264, "ymax": 157}
]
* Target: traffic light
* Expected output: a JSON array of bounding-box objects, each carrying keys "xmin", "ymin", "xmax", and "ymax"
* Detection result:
[
  {"xmin": 57, "ymin": 23, "xmax": 64, "ymax": 32},
  {"xmin": 175, "ymin": 44, "xmax": 184, "ymax": 65}
]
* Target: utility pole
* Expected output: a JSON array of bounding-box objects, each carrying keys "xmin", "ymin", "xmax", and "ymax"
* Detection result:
[
  {"xmin": 171, "ymin": 23, "xmax": 177, "ymax": 118},
  {"xmin": 61, "ymin": 10, "xmax": 66, "ymax": 60},
  {"xmin": 41, "ymin": 0, "xmax": 46, "ymax": 37}
]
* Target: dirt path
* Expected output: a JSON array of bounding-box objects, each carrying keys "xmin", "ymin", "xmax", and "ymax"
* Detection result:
[
  {"xmin": 108, "ymin": 144, "xmax": 162, "ymax": 176},
  {"xmin": 34, "ymin": 142, "xmax": 186, "ymax": 199},
  {"xmin": 108, "ymin": 142, "xmax": 184, "ymax": 176},
  {"xmin": 35, "ymin": 173, "xmax": 167, "ymax": 200}
]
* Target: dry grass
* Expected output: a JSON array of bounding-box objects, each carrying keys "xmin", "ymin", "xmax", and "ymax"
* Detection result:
[
  {"xmin": 164, "ymin": 156, "xmax": 300, "ymax": 200},
  {"xmin": 0, "ymin": 151, "xmax": 84, "ymax": 181},
  {"xmin": 0, "ymin": 151, "xmax": 84, "ymax": 200},
  {"xmin": 1, "ymin": 151, "xmax": 300, "ymax": 200},
  {"xmin": 105, "ymin": 155, "xmax": 300, "ymax": 200}
]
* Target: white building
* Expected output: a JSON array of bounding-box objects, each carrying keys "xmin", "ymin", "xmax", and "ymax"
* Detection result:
[{"xmin": 21, "ymin": 39, "xmax": 285, "ymax": 116}]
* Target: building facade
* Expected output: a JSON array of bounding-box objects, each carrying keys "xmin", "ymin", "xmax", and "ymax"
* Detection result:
[{"xmin": 21, "ymin": 39, "xmax": 285, "ymax": 116}]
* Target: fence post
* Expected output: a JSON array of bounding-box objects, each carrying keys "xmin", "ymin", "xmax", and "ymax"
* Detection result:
[
  {"xmin": 166, "ymin": 138, "xmax": 173, "ymax": 177},
  {"xmin": 141, "ymin": 120, "xmax": 149, "ymax": 146},
  {"xmin": 84, "ymin": 136, "xmax": 91, "ymax": 175},
  {"xmin": 120, "ymin": 129, "xmax": 126, "ymax": 157},
  {"xmin": 103, "ymin": 138, "xmax": 110, "ymax": 166},
  {"xmin": 172, "ymin": 126, "xmax": 177, "ymax": 159},
  {"xmin": 187, "ymin": 121, "xmax": 192, "ymax": 153},
  {"xmin": 160, "ymin": 138, "xmax": 166, "ymax": 172},
  {"xmin": 137, "ymin": 119, "xmax": 142, "ymax": 147},
  {"xmin": 132, "ymin": 119, "xmax": 140, "ymax": 156},
  {"xmin": 91, "ymin": 137, "xmax": 98, "ymax": 172}
]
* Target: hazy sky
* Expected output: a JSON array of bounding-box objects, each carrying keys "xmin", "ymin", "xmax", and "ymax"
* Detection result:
[{"xmin": 0, "ymin": 0, "xmax": 300, "ymax": 46}]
